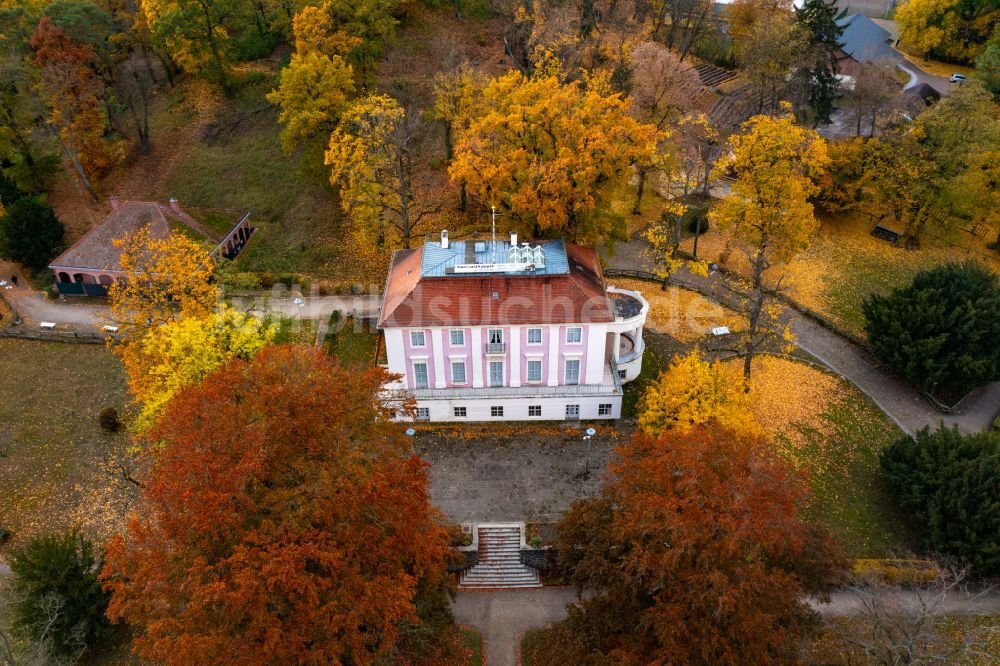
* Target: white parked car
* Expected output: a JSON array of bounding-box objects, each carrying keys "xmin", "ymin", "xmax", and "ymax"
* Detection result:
[{"xmin": 950, "ymin": 74, "xmax": 967, "ymax": 83}]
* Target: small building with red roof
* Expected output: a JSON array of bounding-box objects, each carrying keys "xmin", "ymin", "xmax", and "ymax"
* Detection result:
[{"xmin": 48, "ymin": 198, "xmax": 254, "ymax": 297}]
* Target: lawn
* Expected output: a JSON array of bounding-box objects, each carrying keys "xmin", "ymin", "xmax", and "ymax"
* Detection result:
[
  {"xmin": 680, "ymin": 212, "xmax": 1000, "ymax": 337},
  {"xmin": 186, "ymin": 207, "xmax": 248, "ymax": 238},
  {"xmin": 322, "ymin": 313, "xmax": 382, "ymax": 366},
  {"xmin": 460, "ymin": 627, "xmax": 484, "ymax": 666},
  {"xmin": 520, "ymin": 627, "xmax": 547, "ymax": 666},
  {"xmin": 0, "ymin": 340, "xmax": 138, "ymax": 553}
]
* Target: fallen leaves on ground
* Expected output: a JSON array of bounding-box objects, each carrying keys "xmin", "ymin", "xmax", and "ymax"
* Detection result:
[
  {"xmin": 610, "ymin": 278, "xmax": 744, "ymax": 342},
  {"xmin": 720, "ymin": 356, "xmax": 840, "ymax": 444}
]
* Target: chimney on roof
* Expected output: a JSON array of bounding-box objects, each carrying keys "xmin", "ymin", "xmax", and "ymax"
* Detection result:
[
  {"xmin": 510, "ymin": 230, "xmax": 517, "ymax": 247},
  {"xmin": 169, "ymin": 198, "xmax": 182, "ymax": 216},
  {"xmin": 110, "ymin": 195, "xmax": 120, "ymax": 211},
  {"xmin": 441, "ymin": 229, "xmax": 449, "ymax": 249}
]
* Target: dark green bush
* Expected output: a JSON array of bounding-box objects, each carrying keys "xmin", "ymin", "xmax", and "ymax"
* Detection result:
[
  {"xmin": 0, "ymin": 197, "xmax": 64, "ymax": 273},
  {"xmin": 684, "ymin": 207, "xmax": 709, "ymax": 235},
  {"xmin": 9, "ymin": 531, "xmax": 111, "ymax": 657},
  {"xmin": 98, "ymin": 407, "xmax": 121, "ymax": 433},
  {"xmin": 881, "ymin": 426, "xmax": 1000, "ymax": 576},
  {"xmin": 862, "ymin": 261, "xmax": 1000, "ymax": 393},
  {"xmin": 231, "ymin": 30, "xmax": 281, "ymax": 61}
]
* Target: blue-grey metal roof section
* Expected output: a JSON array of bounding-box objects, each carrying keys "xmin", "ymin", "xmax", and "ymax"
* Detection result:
[
  {"xmin": 836, "ymin": 13, "xmax": 900, "ymax": 64},
  {"xmin": 419, "ymin": 238, "xmax": 570, "ymax": 277}
]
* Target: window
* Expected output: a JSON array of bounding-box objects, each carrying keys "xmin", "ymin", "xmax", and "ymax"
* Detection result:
[
  {"xmin": 618, "ymin": 369, "xmax": 627, "ymax": 380},
  {"xmin": 566, "ymin": 404, "xmax": 580, "ymax": 418},
  {"xmin": 409, "ymin": 330, "xmax": 426, "ymax": 347},
  {"xmin": 491, "ymin": 405, "xmax": 504, "ymax": 417},
  {"xmin": 454, "ymin": 406, "xmax": 467, "ymax": 418},
  {"xmin": 487, "ymin": 328, "xmax": 504, "ymax": 353},
  {"xmin": 598, "ymin": 403, "xmax": 612, "ymax": 416},
  {"xmin": 413, "ymin": 362, "xmax": 429, "ymax": 389},
  {"xmin": 489, "ymin": 361, "xmax": 504, "ymax": 387},
  {"xmin": 528, "ymin": 405, "xmax": 542, "ymax": 417},
  {"xmin": 565, "ymin": 359, "xmax": 580, "ymax": 385},
  {"xmin": 450, "ymin": 329, "xmax": 465, "ymax": 346},
  {"xmin": 566, "ymin": 327, "xmax": 582, "ymax": 343},
  {"xmin": 527, "ymin": 328, "xmax": 542, "ymax": 344},
  {"xmin": 526, "ymin": 359, "xmax": 542, "ymax": 383},
  {"xmin": 416, "ymin": 407, "xmax": 430, "ymax": 421},
  {"xmin": 451, "ymin": 361, "xmax": 467, "ymax": 384}
]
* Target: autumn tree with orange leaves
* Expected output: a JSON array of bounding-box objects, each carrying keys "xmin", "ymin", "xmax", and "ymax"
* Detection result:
[
  {"xmin": 533, "ymin": 425, "xmax": 844, "ymax": 665},
  {"xmin": 449, "ymin": 62, "xmax": 659, "ymax": 248},
  {"xmin": 101, "ymin": 346, "xmax": 462, "ymax": 666},
  {"xmin": 30, "ymin": 17, "xmax": 122, "ymax": 201}
]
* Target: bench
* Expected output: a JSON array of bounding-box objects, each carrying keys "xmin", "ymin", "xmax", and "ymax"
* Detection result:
[
  {"xmin": 711, "ymin": 326, "xmax": 730, "ymax": 336},
  {"xmin": 102, "ymin": 325, "xmax": 119, "ymax": 333},
  {"xmin": 39, "ymin": 322, "xmax": 56, "ymax": 330},
  {"xmin": 870, "ymin": 224, "xmax": 903, "ymax": 245}
]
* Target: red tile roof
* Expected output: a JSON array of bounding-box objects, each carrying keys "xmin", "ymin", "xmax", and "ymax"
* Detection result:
[{"xmin": 378, "ymin": 242, "xmax": 614, "ymax": 327}]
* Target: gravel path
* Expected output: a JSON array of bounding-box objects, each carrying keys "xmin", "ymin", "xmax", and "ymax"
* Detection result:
[{"xmin": 1, "ymin": 286, "xmax": 379, "ymax": 330}]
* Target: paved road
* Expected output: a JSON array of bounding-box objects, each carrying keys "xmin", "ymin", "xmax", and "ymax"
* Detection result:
[
  {"xmin": 452, "ymin": 588, "xmax": 580, "ymax": 666},
  {"xmin": 898, "ymin": 59, "xmax": 953, "ymax": 94}
]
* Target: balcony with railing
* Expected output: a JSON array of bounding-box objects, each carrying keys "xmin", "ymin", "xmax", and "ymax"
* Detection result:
[{"xmin": 486, "ymin": 342, "xmax": 506, "ymax": 354}]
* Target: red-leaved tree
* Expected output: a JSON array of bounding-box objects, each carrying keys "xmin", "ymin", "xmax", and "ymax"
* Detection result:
[
  {"xmin": 31, "ymin": 17, "xmax": 120, "ymax": 201},
  {"xmin": 544, "ymin": 425, "xmax": 845, "ymax": 665},
  {"xmin": 101, "ymin": 345, "xmax": 460, "ymax": 665}
]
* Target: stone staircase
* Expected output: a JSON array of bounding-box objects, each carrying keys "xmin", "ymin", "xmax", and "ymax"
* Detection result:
[{"xmin": 459, "ymin": 523, "xmax": 542, "ymax": 589}]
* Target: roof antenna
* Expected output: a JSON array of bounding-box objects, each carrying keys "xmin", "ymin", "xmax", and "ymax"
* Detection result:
[{"xmin": 491, "ymin": 205, "xmax": 502, "ymax": 262}]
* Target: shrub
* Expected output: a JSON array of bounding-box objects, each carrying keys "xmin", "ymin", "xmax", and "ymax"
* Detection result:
[
  {"xmin": 863, "ymin": 261, "xmax": 1000, "ymax": 393},
  {"xmin": 881, "ymin": 426, "xmax": 1000, "ymax": 576},
  {"xmin": 993, "ymin": 414, "xmax": 1000, "ymax": 432},
  {"xmin": 684, "ymin": 206, "xmax": 709, "ymax": 235},
  {"xmin": 9, "ymin": 531, "xmax": 111, "ymax": 657},
  {"xmin": 852, "ymin": 559, "xmax": 939, "ymax": 586},
  {"xmin": 0, "ymin": 197, "xmax": 64, "ymax": 273},
  {"xmin": 98, "ymin": 407, "xmax": 121, "ymax": 433}
]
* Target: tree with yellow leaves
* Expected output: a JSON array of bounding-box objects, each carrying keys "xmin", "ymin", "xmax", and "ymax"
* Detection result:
[
  {"xmin": 268, "ymin": 5, "xmax": 357, "ymax": 154},
  {"xmin": 325, "ymin": 94, "xmax": 434, "ymax": 249},
  {"xmin": 121, "ymin": 306, "xmax": 273, "ymax": 430},
  {"xmin": 638, "ymin": 349, "xmax": 761, "ymax": 438},
  {"xmin": 108, "ymin": 226, "xmax": 219, "ymax": 334},
  {"xmin": 432, "ymin": 61, "xmax": 484, "ymax": 211},
  {"xmin": 139, "ymin": 0, "xmax": 237, "ymax": 91},
  {"xmin": 709, "ymin": 109, "xmax": 828, "ymax": 383},
  {"xmin": 449, "ymin": 64, "xmax": 659, "ymax": 247},
  {"xmin": 896, "ymin": 0, "xmax": 999, "ymax": 64}
]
